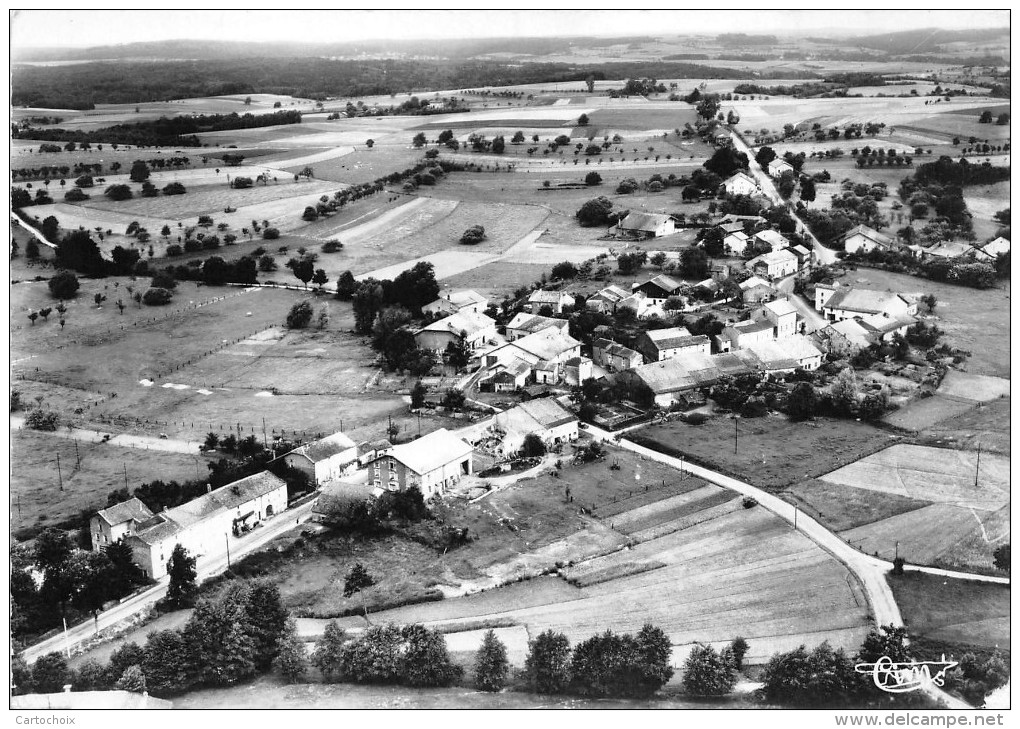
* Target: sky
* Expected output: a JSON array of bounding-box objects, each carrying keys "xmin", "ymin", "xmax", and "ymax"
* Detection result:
[{"xmin": 9, "ymin": 8, "xmax": 1011, "ymax": 49}]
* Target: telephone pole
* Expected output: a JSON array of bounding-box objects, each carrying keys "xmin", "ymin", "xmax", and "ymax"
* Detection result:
[
  {"xmin": 974, "ymin": 442, "xmax": 982, "ymax": 488},
  {"xmin": 57, "ymin": 454, "xmax": 63, "ymax": 491},
  {"xmin": 262, "ymin": 417, "xmax": 268, "ymax": 449},
  {"xmin": 123, "ymin": 463, "xmax": 129, "ymax": 491}
]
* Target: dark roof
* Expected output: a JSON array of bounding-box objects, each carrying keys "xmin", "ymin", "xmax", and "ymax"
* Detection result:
[
  {"xmin": 96, "ymin": 497, "xmax": 153, "ymax": 526},
  {"xmin": 210, "ymin": 471, "xmax": 287, "ymax": 510},
  {"xmin": 636, "ymin": 275, "xmax": 683, "ymax": 296}
]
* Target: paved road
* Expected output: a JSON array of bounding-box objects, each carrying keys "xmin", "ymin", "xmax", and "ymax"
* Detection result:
[
  {"xmin": 21, "ymin": 499, "xmax": 318, "ymax": 663},
  {"xmin": 584, "ymin": 424, "xmax": 1004, "ymax": 708},
  {"xmin": 11, "ymin": 415, "xmax": 202, "ymax": 454},
  {"xmin": 11, "ymin": 214, "xmax": 57, "ymax": 249},
  {"xmin": 728, "ymin": 130, "xmax": 838, "ymax": 266},
  {"xmin": 775, "ymin": 274, "xmax": 827, "ymax": 333}
]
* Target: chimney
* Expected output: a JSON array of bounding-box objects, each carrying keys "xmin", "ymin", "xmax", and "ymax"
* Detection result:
[{"xmin": 63, "ymin": 684, "xmax": 73, "ymax": 693}]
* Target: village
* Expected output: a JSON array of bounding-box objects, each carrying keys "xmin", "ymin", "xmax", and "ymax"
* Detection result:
[{"xmin": 9, "ymin": 14, "xmax": 1010, "ymax": 713}]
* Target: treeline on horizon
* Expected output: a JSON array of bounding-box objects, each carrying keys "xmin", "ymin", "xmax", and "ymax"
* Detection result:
[
  {"xmin": 12, "ymin": 110, "xmax": 302, "ymax": 147},
  {"xmin": 12, "ymin": 57, "xmax": 811, "ymax": 109}
]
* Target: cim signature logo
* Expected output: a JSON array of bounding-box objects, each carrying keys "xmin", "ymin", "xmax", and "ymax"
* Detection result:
[{"xmin": 854, "ymin": 655, "xmax": 959, "ymax": 693}]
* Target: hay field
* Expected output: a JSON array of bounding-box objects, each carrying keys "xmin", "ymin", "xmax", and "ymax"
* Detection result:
[{"xmin": 888, "ymin": 572, "xmax": 1010, "ymax": 650}]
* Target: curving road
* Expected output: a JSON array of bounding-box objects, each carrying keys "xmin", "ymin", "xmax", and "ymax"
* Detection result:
[
  {"xmin": 11, "ymin": 415, "xmax": 202, "ymax": 455},
  {"xmin": 583, "ymin": 424, "xmax": 1006, "ymax": 709}
]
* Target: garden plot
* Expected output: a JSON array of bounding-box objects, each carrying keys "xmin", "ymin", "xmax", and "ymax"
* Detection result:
[
  {"xmin": 818, "ymin": 444, "xmax": 1009, "ymax": 512},
  {"xmin": 79, "ymin": 179, "xmax": 337, "ymax": 223}
]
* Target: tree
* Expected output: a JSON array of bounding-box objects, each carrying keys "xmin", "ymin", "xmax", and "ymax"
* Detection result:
[
  {"xmin": 183, "ymin": 586, "xmax": 257, "ymax": 687},
  {"xmin": 48, "ymin": 271, "xmax": 81, "ymax": 300},
  {"xmin": 274, "ymin": 617, "xmax": 308, "ymax": 683},
  {"xmin": 729, "ymin": 637, "xmax": 749, "ymax": 671},
  {"xmin": 445, "ymin": 338, "xmax": 471, "ymax": 371},
  {"xmin": 993, "ymin": 544, "xmax": 1010, "ymax": 572},
  {"xmin": 67, "ymin": 550, "xmax": 114, "ymax": 627},
  {"xmin": 575, "ymin": 196, "xmax": 614, "ymax": 227},
  {"xmin": 857, "ymin": 625, "xmax": 910, "ymax": 666},
  {"xmin": 584, "ymin": 171, "xmax": 602, "ymax": 186},
  {"xmin": 244, "ymin": 580, "xmax": 289, "ymax": 670},
  {"xmin": 703, "ymin": 145, "xmax": 748, "ymax": 178},
  {"xmin": 491, "ymin": 136, "xmax": 506, "ymax": 154},
  {"xmin": 760, "ymin": 643, "xmax": 863, "ymax": 707},
  {"xmin": 105, "ymin": 184, "xmax": 133, "ymax": 201},
  {"xmin": 129, "ymin": 160, "xmax": 150, "ymax": 183},
  {"xmin": 680, "ymin": 246, "xmax": 710, "ymax": 279},
  {"xmin": 35, "ymin": 527, "xmax": 73, "ymax": 574},
  {"xmin": 696, "ymin": 96, "xmax": 721, "ymax": 120},
  {"xmin": 335, "ymin": 270, "xmax": 357, "ymax": 301},
  {"xmin": 799, "ymin": 178, "xmax": 816, "ymax": 205},
  {"xmin": 412, "ymin": 132, "xmax": 428, "ymax": 148},
  {"xmin": 577, "ymin": 113, "xmax": 590, "ymax": 126},
  {"xmin": 28, "ymin": 311, "xmax": 38, "ymax": 326},
  {"xmin": 290, "ymin": 257, "xmax": 314, "ymax": 288},
  {"xmin": 410, "ymin": 380, "xmax": 428, "ymax": 409},
  {"xmin": 312, "ymin": 268, "xmax": 329, "ymax": 290},
  {"xmin": 524, "ymin": 630, "xmax": 571, "ymax": 694},
  {"xmin": 286, "ymin": 300, "xmax": 314, "ymax": 329},
  {"xmin": 682, "ymin": 643, "xmax": 737, "ymax": 696},
  {"xmin": 26, "ymin": 237, "xmax": 40, "ymax": 260},
  {"xmin": 996, "ymin": 113, "xmax": 1010, "ymax": 125},
  {"xmin": 163, "ymin": 182, "xmax": 186, "ymax": 195},
  {"xmin": 401, "ymin": 624, "xmax": 462, "ymax": 687},
  {"xmin": 31, "ymin": 652, "xmax": 71, "ymax": 694},
  {"xmin": 115, "ymin": 665, "xmax": 147, "ymax": 693},
  {"xmin": 551, "ymin": 260, "xmax": 578, "ymax": 280},
  {"xmin": 979, "ymin": 110, "xmax": 993, "ymax": 123},
  {"xmin": 830, "ymin": 367, "xmax": 859, "ymax": 416},
  {"xmin": 460, "ymin": 225, "xmax": 486, "ymax": 245},
  {"xmin": 786, "ymin": 382, "xmax": 818, "ymax": 421},
  {"xmin": 164, "ymin": 544, "xmax": 197, "ymax": 610},
  {"xmin": 343, "ymin": 563, "xmax": 375, "ymax": 623},
  {"xmin": 521, "ymin": 433, "xmax": 547, "ymax": 457},
  {"xmin": 73, "ymin": 659, "xmax": 108, "ymax": 691},
  {"xmin": 473, "ymin": 629, "xmax": 511, "ymax": 692},
  {"xmin": 312, "ymin": 621, "xmax": 348, "ymax": 682}
]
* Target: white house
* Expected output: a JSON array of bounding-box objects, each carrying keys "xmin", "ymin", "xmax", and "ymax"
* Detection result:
[
  {"xmin": 422, "ymin": 290, "xmax": 489, "ymax": 317},
  {"xmin": 723, "ymin": 172, "xmax": 759, "ymax": 196},
  {"xmin": 617, "ymin": 292, "xmax": 666, "ymax": 320},
  {"xmin": 415, "ymin": 310, "xmax": 497, "ymax": 353},
  {"xmin": 718, "ymin": 319, "xmax": 775, "ymax": 352},
  {"xmin": 586, "ymin": 285, "xmax": 630, "ymax": 314},
  {"xmin": 768, "ymin": 158, "xmax": 794, "ymax": 178},
  {"xmin": 505, "ymin": 312, "xmax": 569, "ymax": 341},
  {"xmin": 593, "ymin": 338, "xmax": 643, "ymax": 372},
  {"xmin": 634, "ymin": 327, "xmax": 710, "ymax": 363},
  {"xmin": 613, "ymin": 212, "xmax": 676, "ymax": 239},
  {"xmin": 842, "ymin": 224, "xmax": 897, "ymax": 255},
  {"xmin": 748, "ymin": 249, "xmax": 799, "ymax": 279},
  {"xmin": 753, "ymin": 229, "xmax": 789, "ymax": 252},
  {"xmin": 723, "ymin": 230, "xmax": 749, "ymax": 255},
  {"xmin": 90, "ymin": 498, "xmax": 154, "ymax": 551},
  {"xmin": 527, "ymin": 289, "xmax": 576, "ymax": 314},
  {"xmin": 738, "ymin": 275, "xmax": 775, "ymax": 304},
  {"xmin": 368, "ymin": 429, "xmax": 474, "ymax": 500},
  {"xmin": 755, "ymin": 298, "xmax": 799, "ymax": 339},
  {"xmin": 282, "ymin": 431, "xmax": 358, "ymax": 486},
  {"xmin": 815, "ymin": 284, "xmax": 917, "ymax": 322},
  {"xmin": 492, "ymin": 399, "xmax": 579, "ymax": 454},
  {"xmin": 971, "ymin": 236, "xmax": 1010, "ymax": 260}
]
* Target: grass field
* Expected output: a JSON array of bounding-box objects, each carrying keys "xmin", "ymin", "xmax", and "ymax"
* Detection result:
[
  {"xmin": 921, "ymin": 397, "xmax": 1011, "ymax": 455},
  {"xmin": 884, "ymin": 396, "xmax": 985, "ymax": 432},
  {"xmin": 786, "ymin": 478, "xmax": 930, "ymax": 532},
  {"xmin": 10, "ymin": 429, "xmax": 210, "ymax": 538},
  {"xmin": 632, "ymin": 414, "xmax": 894, "ymax": 491},
  {"xmin": 887, "ymin": 572, "xmax": 1010, "ymax": 651}
]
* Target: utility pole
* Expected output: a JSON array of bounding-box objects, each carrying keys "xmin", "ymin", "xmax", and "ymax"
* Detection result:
[
  {"xmin": 74, "ymin": 439, "xmax": 81, "ymax": 468},
  {"xmin": 262, "ymin": 417, "xmax": 268, "ymax": 449},
  {"xmin": 123, "ymin": 463, "xmax": 129, "ymax": 491},
  {"xmin": 974, "ymin": 442, "xmax": 982, "ymax": 488},
  {"xmin": 225, "ymin": 533, "xmax": 231, "ymax": 569},
  {"xmin": 733, "ymin": 417, "xmax": 738, "ymax": 454},
  {"xmin": 57, "ymin": 454, "xmax": 63, "ymax": 491}
]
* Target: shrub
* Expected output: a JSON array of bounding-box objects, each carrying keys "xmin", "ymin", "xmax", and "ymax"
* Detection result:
[
  {"xmin": 163, "ymin": 182, "xmax": 186, "ymax": 195},
  {"xmin": 63, "ymin": 187, "xmax": 89, "ymax": 202},
  {"xmin": 524, "ymin": 630, "xmax": 571, "ymax": 694},
  {"xmin": 460, "ymin": 225, "xmax": 486, "ymax": 245},
  {"xmin": 262, "ymin": 227, "xmax": 281, "ymax": 240},
  {"xmin": 474, "ymin": 629, "xmax": 510, "ymax": 692},
  {"xmin": 682, "ymin": 644, "xmax": 737, "ymax": 696},
  {"xmin": 322, "ymin": 239, "xmax": 343, "ymax": 253},
  {"xmin": 48, "ymin": 271, "xmax": 80, "ymax": 299},
  {"xmin": 286, "ymin": 300, "xmax": 314, "ymax": 329},
  {"xmin": 142, "ymin": 287, "xmax": 174, "ymax": 306},
  {"xmin": 26, "ymin": 410, "xmax": 60, "ymax": 431}
]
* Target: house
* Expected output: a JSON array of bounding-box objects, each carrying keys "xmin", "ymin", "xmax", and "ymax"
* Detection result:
[
  {"xmin": 754, "ymin": 298, "xmax": 799, "ymax": 339},
  {"xmin": 748, "ymin": 249, "xmax": 799, "ymax": 279},
  {"xmin": 282, "ymin": 431, "xmax": 358, "ymax": 486},
  {"xmin": 478, "ymin": 358, "xmax": 532, "ymax": 392},
  {"xmin": 717, "ymin": 221, "xmax": 747, "ymax": 236},
  {"xmin": 592, "ymin": 338, "xmax": 643, "ymax": 372},
  {"xmin": 972, "ymin": 236, "xmax": 1011, "ymax": 260},
  {"xmin": 527, "ymin": 289, "xmax": 575, "ymax": 314},
  {"xmin": 634, "ymin": 327, "xmax": 711, "ymax": 363},
  {"xmin": 492, "ymin": 399, "xmax": 579, "ymax": 453},
  {"xmin": 90, "ymin": 497, "xmax": 154, "ymax": 551},
  {"xmin": 618, "ymin": 292, "xmax": 666, "ymax": 320},
  {"xmin": 753, "ymin": 229, "xmax": 789, "ymax": 252},
  {"xmin": 723, "ymin": 172, "xmax": 758, "ymax": 196},
  {"xmin": 480, "ymin": 327, "xmax": 582, "ymax": 387},
  {"xmin": 119, "ymin": 471, "xmax": 288, "ymax": 579},
  {"xmin": 356, "ymin": 439, "xmax": 393, "ymax": 467},
  {"xmin": 717, "ymin": 318, "xmax": 775, "ymax": 352},
  {"xmin": 710, "ymin": 263, "xmax": 731, "ymax": 281},
  {"xmin": 368, "ymin": 429, "xmax": 474, "ymax": 499},
  {"xmin": 815, "ymin": 284, "xmax": 916, "ymax": 322},
  {"xmin": 415, "ymin": 310, "xmax": 497, "ymax": 353},
  {"xmin": 858, "ymin": 313, "xmax": 917, "ymax": 341},
  {"xmin": 768, "ymin": 159, "xmax": 795, "ymax": 178},
  {"xmin": 919, "ymin": 240, "xmax": 974, "ymax": 261},
  {"xmin": 586, "ymin": 284, "xmax": 630, "ymax": 314},
  {"xmin": 745, "ymin": 335, "xmax": 823, "ymax": 372},
  {"xmin": 505, "ymin": 312, "xmax": 569, "ymax": 341},
  {"xmin": 723, "ymin": 230, "xmax": 749, "ymax": 255},
  {"xmin": 813, "ymin": 319, "xmax": 875, "ymax": 356},
  {"xmin": 613, "ymin": 211, "xmax": 676, "ymax": 239},
  {"xmin": 738, "ymin": 275, "xmax": 775, "ymax": 304},
  {"xmin": 633, "ymin": 274, "xmax": 684, "ymax": 304},
  {"xmin": 422, "ymin": 289, "xmax": 489, "ymax": 317},
  {"xmin": 563, "ymin": 356, "xmax": 594, "ymax": 386},
  {"xmin": 842, "ymin": 224, "xmax": 897, "ymax": 255},
  {"xmin": 788, "ymin": 244, "xmax": 814, "ymax": 267}
]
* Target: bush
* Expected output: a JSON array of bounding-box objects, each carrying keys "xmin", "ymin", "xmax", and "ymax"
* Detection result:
[
  {"xmin": 286, "ymin": 300, "xmax": 314, "ymax": 329},
  {"xmin": 524, "ymin": 630, "xmax": 572, "ymax": 694},
  {"xmin": 682, "ymin": 644, "xmax": 737, "ymax": 696},
  {"xmin": 48, "ymin": 271, "xmax": 80, "ymax": 299},
  {"xmin": 262, "ymin": 227, "xmax": 281, "ymax": 240},
  {"xmin": 474, "ymin": 629, "xmax": 510, "ymax": 692},
  {"xmin": 322, "ymin": 239, "xmax": 343, "ymax": 253},
  {"xmin": 26, "ymin": 410, "xmax": 60, "ymax": 431},
  {"xmin": 142, "ymin": 287, "xmax": 174, "ymax": 306},
  {"xmin": 162, "ymin": 182, "xmax": 186, "ymax": 195},
  {"xmin": 63, "ymin": 187, "xmax": 89, "ymax": 202},
  {"xmin": 460, "ymin": 225, "xmax": 486, "ymax": 245}
]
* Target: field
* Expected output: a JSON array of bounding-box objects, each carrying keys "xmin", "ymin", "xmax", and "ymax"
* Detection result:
[
  {"xmin": 10, "ymin": 429, "xmax": 210, "ymax": 538},
  {"xmin": 887, "ymin": 572, "xmax": 1010, "ymax": 651},
  {"xmin": 631, "ymin": 413, "xmax": 894, "ymax": 491},
  {"xmin": 921, "ymin": 397, "xmax": 1011, "ymax": 455},
  {"xmin": 817, "ymin": 444, "xmax": 1009, "ymax": 572},
  {"xmin": 786, "ymin": 478, "xmax": 930, "ymax": 533}
]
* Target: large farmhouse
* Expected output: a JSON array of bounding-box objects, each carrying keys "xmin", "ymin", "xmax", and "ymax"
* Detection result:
[
  {"xmin": 368, "ymin": 429, "xmax": 474, "ymax": 499},
  {"xmin": 841, "ymin": 225, "xmax": 898, "ymax": 255},
  {"xmin": 815, "ymin": 284, "xmax": 917, "ymax": 322},
  {"xmin": 282, "ymin": 431, "xmax": 358, "ymax": 486},
  {"xmin": 422, "ymin": 289, "xmax": 489, "ymax": 317},
  {"xmin": 634, "ymin": 327, "xmax": 710, "ymax": 363},
  {"xmin": 612, "ymin": 212, "xmax": 676, "ymax": 239},
  {"xmin": 415, "ymin": 310, "xmax": 497, "ymax": 353}
]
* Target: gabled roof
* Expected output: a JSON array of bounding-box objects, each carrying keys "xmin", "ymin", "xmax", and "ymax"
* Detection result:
[
  {"xmin": 858, "ymin": 313, "xmax": 917, "ymax": 335},
  {"xmin": 843, "ymin": 224, "xmax": 894, "ymax": 247},
  {"xmin": 618, "ymin": 211, "xmax": 672, "ymax": 232},
  {"xmin": 511, "ymin": 326, "xmax": 581, "ymax": 361},
  {"xmin": 724, "ymin": 171, "xmax": 757, "ymax": 187},
  {"xmin": 789, "ymin": 244, "xmax": 812, "ymax": 257},
  {"xmin": 763, "ymin": 298, "xmax": 798, "ymax": 318},
  {"xmin": 528, "ymin": 289, "xmax": 573, "ymax": 304},
  {"xmin": 418, "ymin": 310, "xmax": 496, "ymax": 338},
  {"xmin": 754, "ymin": 229, "xmax": 789, "ymax": 247},
  {"xmin": 96, "ymin": 497, "xmax": 154, "ymax": 527},
  {"xmin": 594, "ymin": 337, "xmax": 641, "ymax": 361},
  {"xmin": 506, "ymin": 312, "xmax": 567, "ymax": 334},
  {"xmin": 380, "ymin": 429, "xmax": 474, "ymax": 476},
  {"xmin": 768, "ymin": 158, "xmax": 794, "ymax": 172},
  {"xmin": 637, "ymin": 274, "xmax": 683, "ymax": 296},
  {"xmin": 739, "ymin": 275, "xmax": 772, "ymax": 290},
  {"xmin": 717, "ymin": 221, "xmax": 746, "ymax": 234},
  {"xmin": 590, "ymin": 284, "xmax": 629, "ymax": 303},
  {"xmin": 725, "ymin": 319, "xmax": 774, "ymax": 338},
  {"xmin": 497, "ymin": 399, "xmax": 577, "ymax": 433},
  {"xmin": 444, "ymin": 289, "xmax": 487, "ymax": 307},
  {"xmin": 824, "ymin": 319, "xmax": 874, "ymax": 348},
  {"xmin": 824, "ymin": 287, "xmax": 911, "ymax": 315},
  {"xmin": 641, "ymin": 327, "xmax": 710, "ymax": 351},
  {"xmin": 749, "ymin": 249, "xmax": 798, "ymax": 266},
  {"xmin": 210, "ymin": 471, "xmax": 288, "ymax": 511},
  {"xmin": 746, "ymin": 336, "xmax": 822, "ymax": 367},
  {"xmin": 289, "ymin": 431, "xmax": 357, "ymax": 463},
  {"xmin": 724, "ymin": 230, "xmax": 749, "ymax": 242},
  {"xmin": 131, "ymin": 513, "xmax": 183, "ymax": 545}
]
